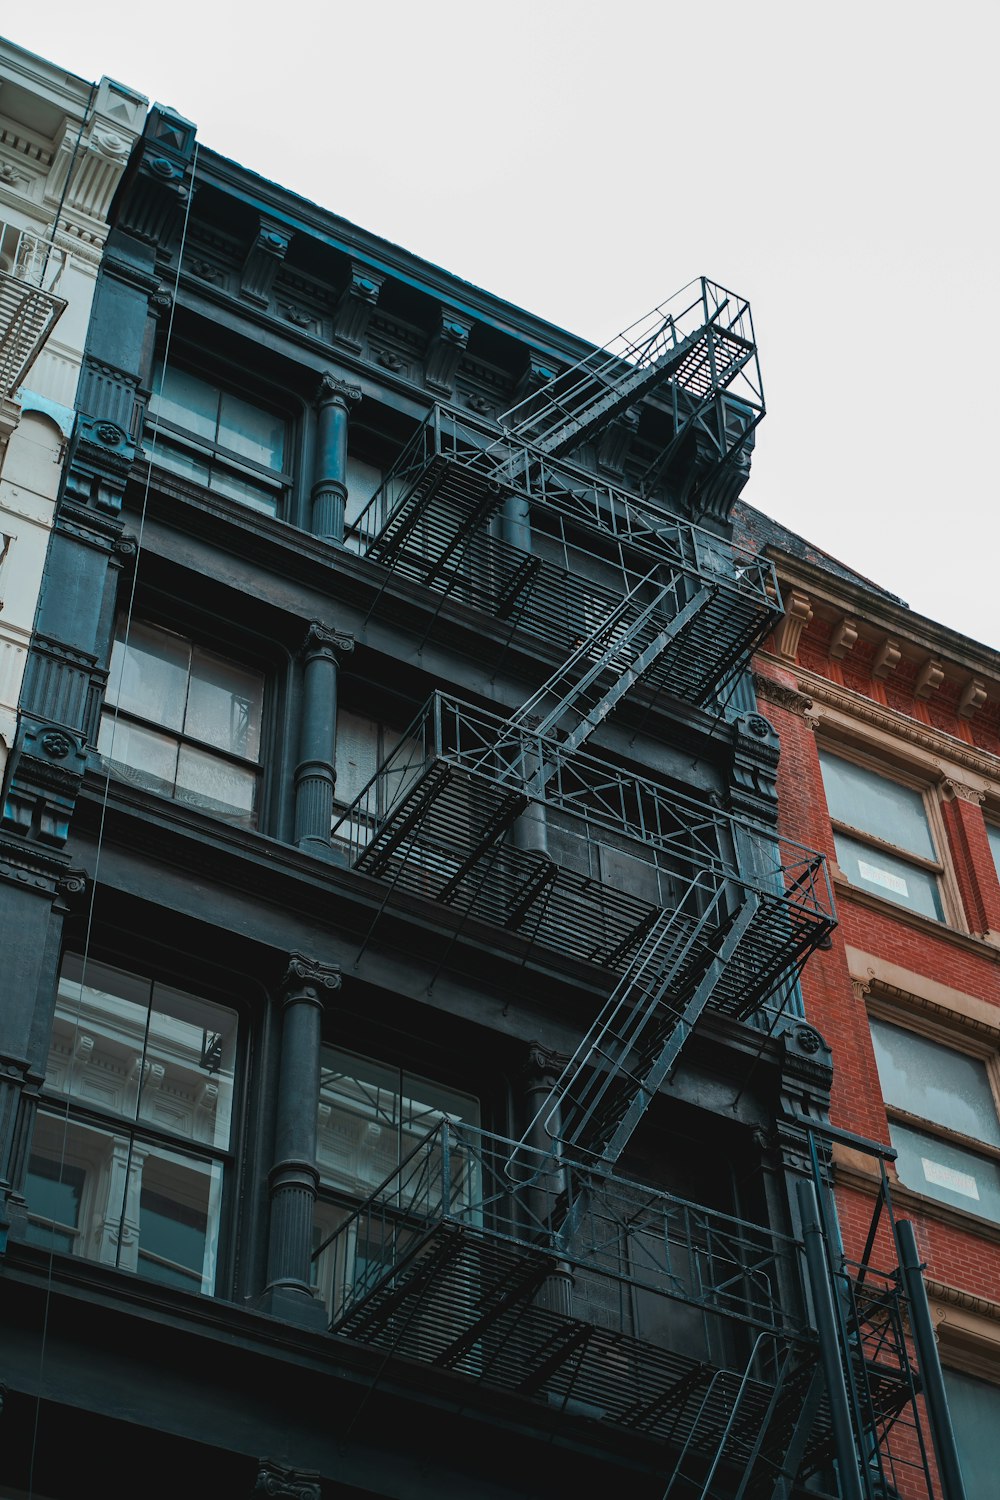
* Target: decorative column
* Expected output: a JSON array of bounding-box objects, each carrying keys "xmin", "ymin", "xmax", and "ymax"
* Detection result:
[
  {"xmin": 311, "ymin": 374, "xmax": 361, "ymax": 544},
  {"xmin": 293, "ymin": 624, "xmax": 354, "ymax": 853},
  {"xmin": 519, "ymin": 1042, "xmax": 573, "ymax": 1316},
  {"xmin": 262, "ymin": 953, "xmax": 341, "ymax": 1328}
]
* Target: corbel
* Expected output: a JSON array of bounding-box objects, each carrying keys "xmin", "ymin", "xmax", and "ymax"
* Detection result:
[
  {"xmin": 424, "ymin": 308, "xmax": 474, "ymax": 396},
  {"xmin": 959, "ymin": 677, "xmax": 988, "ymax": 718},
  {"xmin": 332, "ymin": 262, "xmax": 384, "ymax": 350},
  {"xmin": 872, "ymin": 636, "xmax": 902, "ymax": 680},
  {"xmin": 829, "ymin": 615, "xmax": 859, "ymax": 660},
  {"xmin": 915, "ymin": 657, "xmax": 945, "ymax": 699},
  {"xmin": 240, "ymin": 216, "xmax": 292, "ymax": 306},
  {"xmin": 772, "ymin": 590, "xmax": 813, "ymax": 662}
]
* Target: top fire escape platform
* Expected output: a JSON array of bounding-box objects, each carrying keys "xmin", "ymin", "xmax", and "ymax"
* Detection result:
[
  {"xmin": 0, "ymin": 223, "xmax": 67, "ymax": 401},
  {"xmin": 498, "ymin": 276, "xmax": 763, "ymax": 474}
]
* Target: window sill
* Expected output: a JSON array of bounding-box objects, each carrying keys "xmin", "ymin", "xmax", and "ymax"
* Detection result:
[
  {"xmin": 833, "ymin": 1143, "xmax": 1000, "ymax": 1245},
  {"xmin": 831, "ymin": 868, "xmax": 1000, "ymax": 963}
]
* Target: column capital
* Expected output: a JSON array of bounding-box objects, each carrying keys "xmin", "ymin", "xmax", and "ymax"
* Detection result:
[
  {"xmin": 519, "ymin": 1040, "xmax": 568, "ymax": 1089},
  {"xmin": 281, "ymin": 953, "xmax": 341, "ymax": 1008},
  {"xmin": 941, "ymin": 777, "xmax": 986, "ymax": 806},
  {"xmin": 253, "ymin": 1459, "xmax": 321, "ymax": 1500},
  {"xmin": 315, "ymin": 371, "xmax": 362, "ymax": 409},
  {"xmin": 300, "ymin": 622, "xmax": 354, "ymax": 662}
]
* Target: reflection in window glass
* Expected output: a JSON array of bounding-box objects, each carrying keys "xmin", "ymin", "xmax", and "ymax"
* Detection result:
[
  {"xmin": 889, "ymin": 1121, "xmax": 1000, "ymax": 1222},
  {"xmin": 25, "ymin": 954, "xmax": 236, "ymax": 1296}
]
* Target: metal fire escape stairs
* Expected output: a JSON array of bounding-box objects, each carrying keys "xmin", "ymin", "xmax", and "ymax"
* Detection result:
[
  {"xmin": 359, "ymin": 278, "xmax": 771, "ymax": 717},
  {"xmin": 0, "ymin": 224, "xmax": 67, "ymax": 401}
]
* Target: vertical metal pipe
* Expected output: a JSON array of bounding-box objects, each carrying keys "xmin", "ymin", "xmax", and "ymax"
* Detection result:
[
  {"xmin": 796, "ymin": 1178, "xmax": 866, "ymax": 1500},
  {"xmin": 896, "ymin": 1219, "xmax": 968, "ymax": 1500}
]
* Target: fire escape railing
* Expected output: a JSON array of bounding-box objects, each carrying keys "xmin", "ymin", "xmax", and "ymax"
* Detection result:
[
  {"xmin": 0, "ymin": 222, "xmax": 67, "ymax": 400},
  {"xmin": 350, "ymin": 401, "xmax": 778, "ymax": 710}
]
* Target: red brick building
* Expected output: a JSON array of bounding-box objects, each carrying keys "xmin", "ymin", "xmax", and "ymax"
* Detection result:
[{"xmin": 744, "ymin": 504, "xmax": 1000, "ymax": 1500}]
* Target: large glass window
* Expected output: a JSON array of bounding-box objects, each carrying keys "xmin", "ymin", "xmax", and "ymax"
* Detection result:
[
  {"xmin": 819, "ymin": 750, "xmax": 944, "ymax": 920},
  {"xmin": 987, "ymin": 822, "xmax": 1000, "ymax": 884},
  {"xmin": 311, "ymin": 1046, "xmax": 480, "ymax": 1312},
  {"xmin": 870, "ymin": 1017, "xmax": 1000, "ymax": 1222},
  {"xmin": 944, "ymin": 1367, "xmax": 1000, "ymax": 1500},
  {"xmin": 147, "ymin": 362, "xmax": 290, "ymax": 517},
  {"xmin": 99, "ymin": 619, "xmax": 264, "ymax": 827},
  {"xmin": 24, "ymin": 954, "xmax": 238, "ymax": 1296},
  {"xmin": 331, "ymin": 708, "xmax": 423, "ymax": 849}
]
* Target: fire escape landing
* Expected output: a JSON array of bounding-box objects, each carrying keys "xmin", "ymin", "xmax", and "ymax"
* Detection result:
[{"xmin": 0, "ymin": 224, "xmax": 67, "ymax": 401}]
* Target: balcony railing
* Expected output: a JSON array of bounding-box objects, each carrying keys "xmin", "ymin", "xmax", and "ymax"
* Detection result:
[
  {"xmin": 0, "ymin": 222, "xmax": 67, "ymax": 400},
  {"xmin": 333, "ymin": 692, "xmax": 835, "ymax": 1011}
]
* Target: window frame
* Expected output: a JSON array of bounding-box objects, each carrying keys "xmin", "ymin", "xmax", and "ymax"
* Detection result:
[
  {"xmin": 145, "ymin": 355, "xmax": 295, "ymax": 520},
  {"xmin": 867, "ymin": 995, "xmax": 1000, "ymax": 1225},
  {"xmin": 819, "ymin": 740, "xmax": 959, "ymax": 926},
  {"xmin": 25, "ymin": 949, "xmax": 244, "ymax": 1298},
  {"xmin": 99, "ymin": 615, "xmax": 268, "ymax": 830}
]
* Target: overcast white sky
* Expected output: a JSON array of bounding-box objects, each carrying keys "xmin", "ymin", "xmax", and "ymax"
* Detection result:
[{"xmin": 7, "ymin": 2, "xmax": 998, "ymax": 648}]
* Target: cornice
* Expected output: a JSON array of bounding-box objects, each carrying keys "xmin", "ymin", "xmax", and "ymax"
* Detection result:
[
  {"xmin": 195, "ymin": 149, "xmax": 607, "ymax": 368},
  {"xmin": 773, "ymin": 656, "xmax": 1000, "ymax": 781},
  {"xmin": 769, "ymin": 551, "xmax": 1000, "ymax": 684}
]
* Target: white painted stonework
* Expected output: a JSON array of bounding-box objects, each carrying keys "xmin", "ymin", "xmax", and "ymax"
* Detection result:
[{"xmin": 0, "ymin": 41, "xmax": 146, "ymax": 775}]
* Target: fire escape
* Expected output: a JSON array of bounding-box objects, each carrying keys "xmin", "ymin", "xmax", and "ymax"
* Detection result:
[
  {"xmin": 0, "ymin": 223, "xmax": 67, "ymax": 401},
  {"xmin": 327, "ymin": 280, "xmax": 960, "ymax": 1498}
]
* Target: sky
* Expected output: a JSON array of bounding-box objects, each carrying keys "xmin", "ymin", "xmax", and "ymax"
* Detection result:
[{"xmin": 6, "ymin": 1, "xmax": 998, "ymax": 648}]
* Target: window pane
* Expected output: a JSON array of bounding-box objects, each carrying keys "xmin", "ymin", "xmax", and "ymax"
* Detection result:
[
  {"xmin": 944, "ymin": 1368, "xmax": 1000, "ymax": 1500},
  {"xmin": 175, "ymin": 744, "xmax": 257, "ymax": 823},
  {"xmin": 137, "ymin": 1146, "xmax": 221, "ymax": 1294},
  {"xmin": 871, "ymin": 1020, "xmax": 1000, "ymax": 1146},
  {"xmin": 890, "ymin": 1120, "xmax": 1000, "ymax": 1222},
  {"xmin": 218, "ymin": 390, "xmax": 285, "ymax": 470},
  {"xmin": 317, "ymin": 1049, "xmax": 400, "ymax": 1194},
  {"xmin": 150, "ymin": 437, "xmax": 211, "ymax": 488},
  {"xmin": 98, "ymin": 712, "xmax": 180, "ymax": 800},
  {"xmin": 344, "ymin": 454, "xmax": 384, "ymax": 553},
  {"xmin": 107, "ymin": 620, "xmax": 190, "ymax": 731},
  {"xmin": 834, "ymin": 832, "xmax": 943, "ymax": 920},
  {"xmin": 211, "ymin": 464, "xmax": 281, "ymax": 516},
  {"xmin": 150, "ymin": 365, "xmax": 218, "ymax": 443},
  {"xmin": 26, "ymin": 1112, "xmax": 127, "ymax": 1269},
  {"xmin": 820, "ymin": 752, "xmax": 936, "ymax": 860},
  {"xmin": 24, "ymin": 1154, "xmax": 85, "ymax": 1251},
  {"xmin": 988, "ymin": 823, "xmax": 1000, "ymax": 882},
  {"xmin": 334, "ymin": 711, "xmax": 381, "ymax": 809},
  {"xmin": 140, "ymin": 985, "xmax": 238, "ymax": 1149},
  {"xmin": 186, "ymin": 650, "xmax": 262, "ymax": 758},
  {"xmin": 48, "ymin": 954, "xmax": 152, "ymax": 1118}
]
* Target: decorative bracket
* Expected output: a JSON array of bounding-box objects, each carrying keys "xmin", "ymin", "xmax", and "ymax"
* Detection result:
[
  {"xmin": 332, "ymin": 262, "xmax": 384, "ymax": 350},
  {"xmin": 424, "ymin": 308, "xmax": 474, "ymax": 396},
  {"xmin": 240, "ymin": 217, "xmax": 292, "ymax": 306}
]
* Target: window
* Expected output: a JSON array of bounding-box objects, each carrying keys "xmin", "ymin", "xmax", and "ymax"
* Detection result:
[
  {"xmin": 343, "ymin": 453, "xmax": 384, "ymax": 554},
  {"xmin": 987, "ymin": 822, "xmax": 1000, "ymax": 884},
  {"xmin": 331, "ymin": 708, "xmax": 423, "ymax": 848},
  {"xmin": 24, "ymin": 953, "xmax": 238, "ymax": 1296},
  {"xmin": 819, "ymin": 749, "xmax": 945, "ymax": 920},
  {"xmin": 870, "ymin": 1016, "xmax": 1000, "ymax": 1222},
  {"xmin": 944, "ymin": 1368, "xmax": 1000, "ymax": 1500},
  {"xmin": 147, "ymin": 362, "xmax": 291, "ymax": 517},
  {"xmin": 99, "ymin": 619, "xmax": 264, "ymax": 826},
  {"xmin": 311, "ymin": 1046, "xmax": 480, "ymax": 1312}
]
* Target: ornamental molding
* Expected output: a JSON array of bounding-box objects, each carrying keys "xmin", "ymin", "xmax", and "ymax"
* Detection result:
[
  {"xmin": 751, "ymin": 672, "xmax": 814, "ymax": 717},
  {"xmin": 780, "ymin": 664, "xmax": 1000, "ymax": 783},
  {"xmin": 315, "ymin": 372, "xmax": 362, "ymax": 407},
  {"xmin": 925, "ymin": 1279, "xmax": 1000, "ymax": 1323},
  {"xmin": 941, "ymin": 777, "xmax": 986, "ymax": 806},
  {"xmin": 301, "ymin": 622, "xmax": 354, "ymax": 661},
  {"xmin": 282, "ymin": 952, "xmax": 342, "ymax": 1004},
  {"xmin": 253, "ymin": 1459, "xmax": 321, "ymax": 1500},
  {"xmin": 772, "ymin": 589, "xmax": 812, "ymax": 662}
]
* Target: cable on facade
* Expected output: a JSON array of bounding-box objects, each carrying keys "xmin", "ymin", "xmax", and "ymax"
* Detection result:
[{"xmin": 27, "ymin": 141, "xmax": 200, "ymax": 1500}]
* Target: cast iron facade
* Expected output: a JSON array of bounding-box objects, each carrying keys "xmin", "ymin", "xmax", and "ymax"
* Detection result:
[{"xmin": 0, "ymin": 98, "xmax": 965, "ymax": 1500}]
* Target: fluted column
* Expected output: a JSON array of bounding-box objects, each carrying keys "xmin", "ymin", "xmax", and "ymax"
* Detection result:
[
  {"xmin": 293, "ymin": 624, "xmax": 354, "ymax": 852},
  {"xmin": 262, "ymin": 953, "xmax": 340, "ymax": 1327},
  {"xmin": 311, "ymin": 373, "xmax": 361, "ymax": 543}
]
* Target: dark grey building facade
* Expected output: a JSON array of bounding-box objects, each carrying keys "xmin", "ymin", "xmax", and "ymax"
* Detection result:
[{"xmin": 0, "ymin": 105, "xmax": 962, "ymax": 1500}]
